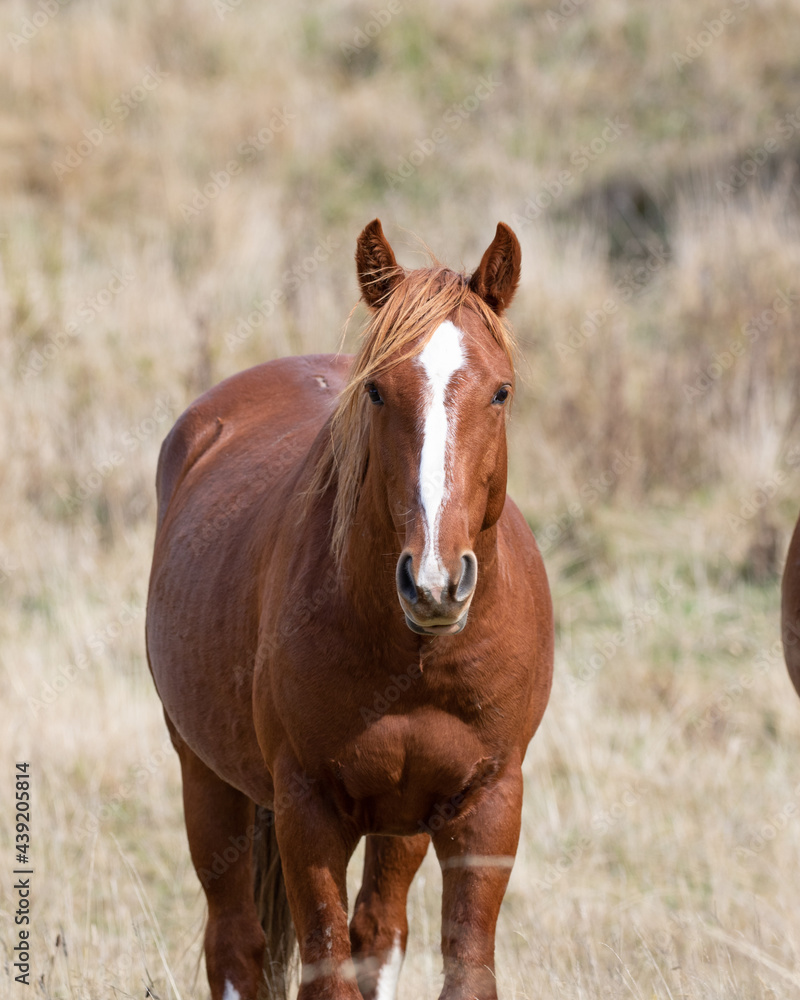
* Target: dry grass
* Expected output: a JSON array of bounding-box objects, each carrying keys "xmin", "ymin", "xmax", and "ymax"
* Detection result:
[{"xmin": 3, "ymin": 1, "xmax": 800, "ymax": 997}]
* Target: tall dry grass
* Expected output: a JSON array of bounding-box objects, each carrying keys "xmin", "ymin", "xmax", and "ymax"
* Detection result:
[{"xmin": 3, "ymin": 1, "xmax": 800, "ymax": 997}]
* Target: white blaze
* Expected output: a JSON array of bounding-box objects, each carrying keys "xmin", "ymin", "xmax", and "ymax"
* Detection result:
[
  {"xmin": 374, "ymin": 932, "xmax": 404, "ymax": 1000},
  {"xmin": 222, "ymin": 981, "xmax": 240, "ymax": 1000},
  {"xmin": 416, "ymin": 320, "xmax": 465, "ymax": 593}
]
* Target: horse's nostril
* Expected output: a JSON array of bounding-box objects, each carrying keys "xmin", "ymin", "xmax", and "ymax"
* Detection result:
[
  {"xmin": 454, "ymin": 551, "xmax": 478, "ymax": 603},
  {"xmin": 396, "ymin": 551, "xmax": 418, "ymax": 605}
]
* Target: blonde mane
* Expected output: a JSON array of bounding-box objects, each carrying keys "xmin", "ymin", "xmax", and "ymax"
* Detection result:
[{"xmin": 306, "ymin": 264, "xmax": 517, "ymax": 564}]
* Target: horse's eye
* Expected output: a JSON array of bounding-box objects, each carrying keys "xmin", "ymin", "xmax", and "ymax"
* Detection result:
[
  {"xmin": 492, "ymin": 386, "xmax": 510, "ymax": 405},
  {"xmin": 365, "ymin": 382, "xmax": 384, "ymax": 406}
]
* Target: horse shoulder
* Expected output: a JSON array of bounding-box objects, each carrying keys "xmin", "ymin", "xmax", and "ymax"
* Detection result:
[
  {"xmin": 499, "ymin": 495, "xmax": 550, "ymax": 588},
  {"xmin": 496, "ymin": 495, "xmax": 554, "ymax": 711}
]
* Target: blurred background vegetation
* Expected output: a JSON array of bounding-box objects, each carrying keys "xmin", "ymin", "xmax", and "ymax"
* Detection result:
[
  {"xmin": 5, "ymin": 0, "xmax": 800, "ymax": 578},
  {"xmin": 3, "ymin": 1, "xmax": 800, "ymax": 997}
]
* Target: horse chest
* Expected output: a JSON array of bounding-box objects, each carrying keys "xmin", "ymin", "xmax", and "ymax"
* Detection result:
[{"xmin": 330, "ymin": 709, "xmax": 494, "ymax": 833}]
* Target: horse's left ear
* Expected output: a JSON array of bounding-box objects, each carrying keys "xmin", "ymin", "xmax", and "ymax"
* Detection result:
[
  {"xmin": 469, "ymin": 222, "xmax": 521, "ymax": 316},
  {"xmin": 355, "ymin": 218, "xmax": 404, "ymax": 310}
]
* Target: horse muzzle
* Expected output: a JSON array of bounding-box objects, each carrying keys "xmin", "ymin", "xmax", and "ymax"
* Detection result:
[{"xmin": 396, "ymin": 549, "xmax": 477, "ymax": 636}]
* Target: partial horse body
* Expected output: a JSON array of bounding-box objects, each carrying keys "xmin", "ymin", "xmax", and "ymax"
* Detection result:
[
  {"xmin": 146, "ymin": 220, "xmax": 554, "ymax": 1000},
  {"xmin": 783, "ymin": 514, "xmax": 800, "ymax": 696}
]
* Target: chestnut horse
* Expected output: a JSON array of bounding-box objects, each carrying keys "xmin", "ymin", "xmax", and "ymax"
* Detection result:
[
  {"xmin": 146, "ymin": 220, "xmax": 553, "ymax": 1000},
  {"xmin": 783, "ymin": 514, "xmax": 800, "ymax": 696}
]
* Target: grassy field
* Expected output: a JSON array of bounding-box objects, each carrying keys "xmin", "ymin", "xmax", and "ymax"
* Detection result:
[{"xmin": 3, "ymin": 1, "xmax": 800, "ymax": 997}]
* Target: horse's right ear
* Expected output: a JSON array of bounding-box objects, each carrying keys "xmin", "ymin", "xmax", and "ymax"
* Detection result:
[{"xmin": 355, "ymin": 219, "xmax": 404, "ymax": 310}]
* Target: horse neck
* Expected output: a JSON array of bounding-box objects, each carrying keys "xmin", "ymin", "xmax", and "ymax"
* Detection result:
[{"xmin": 339, "ymin": 455, "xmax": 400, "ymax": 617}]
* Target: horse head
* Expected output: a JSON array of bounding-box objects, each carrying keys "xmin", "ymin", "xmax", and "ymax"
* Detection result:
[{"xmin": 352, "ymin": 219, "xmax": 521, "ymax": 636}]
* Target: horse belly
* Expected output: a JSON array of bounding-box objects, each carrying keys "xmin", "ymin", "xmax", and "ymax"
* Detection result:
[
  {"xmin": 147, "ymin": 455, "xmax": 300, "ymax": 804},
  {"xmin": 335, "ymin": 710, "xmax": 492, "ymax": 835}
]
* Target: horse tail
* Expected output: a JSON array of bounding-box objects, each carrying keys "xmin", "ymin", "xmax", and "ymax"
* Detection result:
[{"xmin": 252, "ymin": 805, "xmax": 297, "ymax": 999}]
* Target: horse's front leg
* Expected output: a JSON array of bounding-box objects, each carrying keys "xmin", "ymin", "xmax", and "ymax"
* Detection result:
[
  {"xmin": 349, "ymin": 833, "xmax": 430, "ymax": 999},
  {"xmin": 431, "ymin": 765, "xmax": 523, "ymax": 1000},
  {"xmin": 273, "ymin": 758, "xmax": 361, "ymax": 1000}
]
